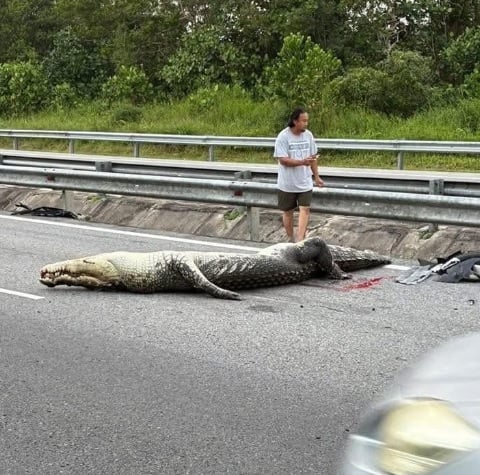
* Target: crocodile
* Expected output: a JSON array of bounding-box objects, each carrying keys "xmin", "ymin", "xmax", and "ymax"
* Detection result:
[{"xmin": 39, "ymin": 237, "xmax": 390, "ymax": 300}]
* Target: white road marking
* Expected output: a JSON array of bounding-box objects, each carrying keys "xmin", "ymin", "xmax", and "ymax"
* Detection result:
[
  {"xmin": 0, "ymin": 215, "xmax": 260, "ymax": 251},
  {"xmin": 385, "ymin": 264, "xmax": 410, "ymax": 270},
  {"xmin": 0, "ymin": 288, "xmax": 44, "ymax": 300},
  {"xmin": 1, "ymin": 214, "xmax": 408, "ymax": 269}
]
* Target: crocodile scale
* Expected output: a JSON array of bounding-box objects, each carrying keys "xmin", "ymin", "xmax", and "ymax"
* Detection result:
[{"xmin": 39, "ymin": 237, "xmax": 390, "ymax": 300}]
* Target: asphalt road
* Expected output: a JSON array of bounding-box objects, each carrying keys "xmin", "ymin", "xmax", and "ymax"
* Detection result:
[{"xmin": 1, "ymin": 213, "xmax": 479, "ymax": 475}]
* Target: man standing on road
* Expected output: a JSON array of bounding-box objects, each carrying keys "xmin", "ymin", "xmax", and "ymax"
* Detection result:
[{"xmin": 274, "ymin": 107, "xmax": 324, "ymax": 242}]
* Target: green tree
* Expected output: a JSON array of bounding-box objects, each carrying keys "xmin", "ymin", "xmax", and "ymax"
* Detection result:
[
  {"xmin": 340, "ymin": 0, "xmax": 480, "ymax": 72},
  {"xmin": 264, "ymin": 33, "xmax": 342, "ymax": 109},
  {"xmin": 42, "ymin": 27, "xmax": 110, "ymax": 99},
  {"xmin": 399, "ymin": 1, "xmax": 480, "ymax": 77},
  {"xmin": 0, "ymin": 62, "xmax": 49, "ymax": 115},
  {"xmin": 0, "ymin": 0, "xmax": 58, "ymax": 62},
  {"xmin": 53, "ymin": 0, "xmax": 186, "ymax": 83},
  {"xmin": 160, "ymin": 24, "xmax": 248, "ymax": 97},
  {"xmin": 261, "ymin": 0, "xmax": 350, "ymax": 60},
  {"xmin": 379, "ymin": 50, "xmax": 433, "ymax": 116},
  {"xmin": 329, "ymin": 50, "xmax": 433, "ymax": 116},
  {"xmin": 443, "ymin": 26, "xmax": 480, "ymax": 84},
  {"xmin": 157, "ymin": 1, "xmax": 269, "ymax": 90},
  {"xmin": 167, "ymin": 1, "xmax": 350, "ymax": 89}
]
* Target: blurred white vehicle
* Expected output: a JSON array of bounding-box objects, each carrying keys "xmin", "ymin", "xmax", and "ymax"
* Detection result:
[{"xmin": 342, "ymin": 332, "xmax": 480, "ymax": 474}]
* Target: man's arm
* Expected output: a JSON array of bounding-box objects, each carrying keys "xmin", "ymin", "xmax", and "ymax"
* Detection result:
[
  {"xmin": 278, "ymin": 156, "xmax": 316, "ymax": 167},
  {"xmin": 310, "ymin": 155, "xmax": 325, "ymax": 186}
]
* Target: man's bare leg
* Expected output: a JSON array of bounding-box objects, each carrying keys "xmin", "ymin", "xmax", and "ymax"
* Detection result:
[
  {"xmin": 296, "ymin": 206, "xmax": 310, "ymax": 241},
  {"xmin": 282, "ymin": 209, "xmax": 295, "ymax": 242}
]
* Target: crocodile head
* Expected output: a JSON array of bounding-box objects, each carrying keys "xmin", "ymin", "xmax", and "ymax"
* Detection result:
[{"xmin": 39, "ymin": 254, "xmax": 123, "ymax": 289}]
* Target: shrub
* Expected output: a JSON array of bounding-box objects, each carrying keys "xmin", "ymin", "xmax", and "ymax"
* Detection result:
[
  {"xmin": 50, "ymin": 83, "xmax": 79, "ymax": 110},
  {"xmin": 378, "ymin": 50, "xmax": 433, "ymax": 116},
  {"xmin": 110, "ymin": 103, "xmax": 143, "ymax": 125},
  {"xmin": 187, "ymin": 85, "xmax": 221, "ymax": 112},
  {"xmin": 264, "ymin": 33, "xmax": 342, "ymax": 109},
  {"xmin": 429, "ymin": 85, "xmax": 466, "ymax": 107},
  {"xmin": 101, "ymin": 65, "xmax": 154, "ymax": 105},
  {"xmin": 0, "ymin": 61, "xmax": 49, "ymax": 115},
  {"xmin": 457, "ymin": 99, "xmax": 480, "ymax": 133},
  {"xmin": 327, "ymin": 50, "xmax": 433, "ymax": 117},
  {"xmin": 327, "ymin": 67, "xmax": 389, "ymax": 111},
  {"xmin": 464, "ymin": 67, "xmax": 480, "ymax": 98}
]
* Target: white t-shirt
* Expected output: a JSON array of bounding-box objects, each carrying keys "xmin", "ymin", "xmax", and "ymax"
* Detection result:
[{"xmin": 273, "ymin": 127, "xmax": 317, "ymax": 192}]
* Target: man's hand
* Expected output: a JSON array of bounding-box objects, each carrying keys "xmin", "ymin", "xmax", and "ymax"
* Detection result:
[
  {"xmin": 314, "ymin": 176, "xmax": 325, "ymax": 187},
  {"xmin": 303, "ymin": 155, "xmax": 317, "ymax": 166}
]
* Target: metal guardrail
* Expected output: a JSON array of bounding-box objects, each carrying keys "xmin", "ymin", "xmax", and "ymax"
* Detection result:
[
  {"xmin": 2, "ymin": 149, "xmax": 480, "ymax": 198},
  {"xmin": 2, "ymin": 129, "xmax": 480, "ymax": 169},
  {"xmin": 2, "ymin": 165, "xmax": 480, "ymax": 241}
]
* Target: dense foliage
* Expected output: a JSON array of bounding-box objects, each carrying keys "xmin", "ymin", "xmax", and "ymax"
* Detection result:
[{"xmin": 0, "ymin": 0, "xmax": 480, "ymax": 120}]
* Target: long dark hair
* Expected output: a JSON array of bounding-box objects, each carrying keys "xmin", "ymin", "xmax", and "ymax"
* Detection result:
[{"xmin": 287, "ymin": 107, "xmax": 307, "ymax": 128}]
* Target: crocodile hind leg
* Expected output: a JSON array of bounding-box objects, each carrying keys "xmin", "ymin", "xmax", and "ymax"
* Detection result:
[
  {"xmin": 175, "ymin": 259, "xmax": 242, "ymax": 300},
  {"xmin": 295, "ymin": 237, "xmax": 350, "ymax": 279},
  {"xmin": 328, "ymin": 262, "xmax": 351, "ymax": 280},
  {"xmin": 294, "ymin": 238, "xmax": 334, "ymax": 268}
]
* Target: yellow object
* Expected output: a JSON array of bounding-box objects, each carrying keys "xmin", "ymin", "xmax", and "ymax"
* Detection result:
[{"xmin": 379, "ymin": 399, "xmax": 480, "ymax": 475}]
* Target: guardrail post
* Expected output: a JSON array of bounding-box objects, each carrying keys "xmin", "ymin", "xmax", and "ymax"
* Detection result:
[
  {"xmin": 427, "ymin": 179, "xmax": 444, "ymax": 233},
  {"xmin": 95, "ymin": 161, "xmax": 112, "ymax": 172},
  {"xmin": 61, "ymin": 190, "xmax": 74, "ymax": 212},
  {"xmin": 429, "ymin": 178, "xmax": 444, "ymax": 195},
  {"xmin": 247, "ymin": 206, "xmax": 260, "ymax": 242},
  {"xmin": 133, "ymin": 143, "xmax": 140, "ymax": 157},
  {"xmin": 233, "ymin": 170, "xmax": 260, "ymax": 241},
  {"xmin": 68, "ymin": 139, "xmax": 75, "ymax": 154},
  {"xmin": 208, "ymin": 145, "xmax": 215, "ymax": 161},
  {"xmin": 94, "ymin": 161, "xmax": 112, "ymax": 199},
  {"xmin": 13, "ymin": 138, "xmax": 19, "ymax": 150},
  {"xmin": 396, "ymin": 151, "xmax": 404, "ymax": 170}
]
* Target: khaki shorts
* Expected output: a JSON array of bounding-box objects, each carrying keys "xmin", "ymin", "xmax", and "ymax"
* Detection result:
[{"xmin": 277, "ymin": 189, "xmax": 313, "ymax": 211}]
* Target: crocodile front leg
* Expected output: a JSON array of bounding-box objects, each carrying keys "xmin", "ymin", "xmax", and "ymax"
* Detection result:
[{"xmin": 175, "ymin": 258, "xmax": 241, "ymax": 300}]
